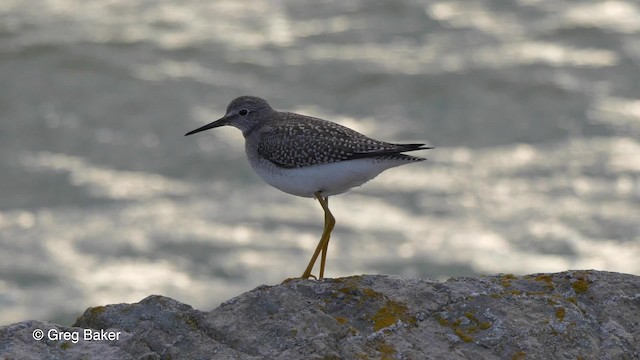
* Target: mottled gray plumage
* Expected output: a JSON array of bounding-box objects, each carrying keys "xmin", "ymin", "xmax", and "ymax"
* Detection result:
[
  {"xmin": 256, "ymin": 111, "xmax": 428, "ymax": 168},
  {"xmin": 186, "ymin": 96, "xmax": 431, "ymax": 169}
]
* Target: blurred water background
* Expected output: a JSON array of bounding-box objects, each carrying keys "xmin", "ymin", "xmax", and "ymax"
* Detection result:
[{"xmin": 1, "ymin": 0, "xmax": 639, "ymax": 326}]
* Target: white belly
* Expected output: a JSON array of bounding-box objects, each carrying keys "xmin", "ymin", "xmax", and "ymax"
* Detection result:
[{"xmin": 248, "ymin": 157, "xmax": 412, "ymax": 198}]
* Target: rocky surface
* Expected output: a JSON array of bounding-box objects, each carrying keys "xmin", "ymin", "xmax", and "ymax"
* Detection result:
[{"xmin": 1, "ymin": 270, "xmax": 639, "ymax": 359}]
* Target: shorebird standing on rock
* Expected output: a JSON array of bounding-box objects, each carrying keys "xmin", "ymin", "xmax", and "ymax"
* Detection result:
[{"xmin": 186, "ymin": 96, "xmax": 432, "ymax": 279}]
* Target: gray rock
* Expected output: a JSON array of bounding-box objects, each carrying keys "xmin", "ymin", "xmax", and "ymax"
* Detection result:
[{"xmin": 1, "ymin": 270, "xmax": 639, "ymax": 359}]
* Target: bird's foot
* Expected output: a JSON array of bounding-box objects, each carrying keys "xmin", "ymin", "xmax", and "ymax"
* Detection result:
[{"xmin": 281, "ymin": 273, "xmax": 317, "ymax": 284}]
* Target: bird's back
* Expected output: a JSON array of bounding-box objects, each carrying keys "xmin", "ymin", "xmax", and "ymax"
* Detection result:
[{"xmin": 255, "ymin": 111, "xmax": 427, "ymax": 169}]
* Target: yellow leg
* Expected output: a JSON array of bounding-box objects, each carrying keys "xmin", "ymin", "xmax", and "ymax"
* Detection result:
[
  {"xmin": 319, "ymin": 196, "xmax": 330, "ymax": 279},
  {"xmin": 301, "ymin": 192, "xmax": 335, "ymax": 279}
]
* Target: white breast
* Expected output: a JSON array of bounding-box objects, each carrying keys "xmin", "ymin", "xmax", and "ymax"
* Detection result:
[{"xmin": 247, "ymin": 156, "xmax": 413, "ymax": 198}]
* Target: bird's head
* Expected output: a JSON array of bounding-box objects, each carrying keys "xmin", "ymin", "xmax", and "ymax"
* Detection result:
[{"xmin": 185, "ymin": 96, "xmax": 273, "ymax": 137}]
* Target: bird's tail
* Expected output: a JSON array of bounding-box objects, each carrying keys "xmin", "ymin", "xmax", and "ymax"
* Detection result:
[{"xmin": 397, "ymin": 143, "xmax": 434, "ymax": 152}]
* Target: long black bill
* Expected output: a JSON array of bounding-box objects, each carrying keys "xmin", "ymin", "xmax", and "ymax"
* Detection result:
[{"xmin": 185, "ymin": 117, "xmax": 228, "ymax": 136}]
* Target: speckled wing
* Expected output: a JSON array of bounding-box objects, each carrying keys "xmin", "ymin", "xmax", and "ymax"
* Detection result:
[{"xmin": 257, "ymin": 113, "xmax": 428, "ymax": 168}]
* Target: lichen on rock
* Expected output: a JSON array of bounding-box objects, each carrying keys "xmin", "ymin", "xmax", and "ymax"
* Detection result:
[{"xmin": 0, "ymin": 270, "xmax": 638, "ymax": 359}]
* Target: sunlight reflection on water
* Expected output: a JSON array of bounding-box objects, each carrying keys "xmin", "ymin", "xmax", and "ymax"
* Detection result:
[{"xmin": 1, "ymin": 0, "xmax": 639, "ymax": 326}]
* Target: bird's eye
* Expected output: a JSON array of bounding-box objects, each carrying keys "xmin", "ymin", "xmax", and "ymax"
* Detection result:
[{"xmin": 239, "ymin": 109, "xmax": 249, "ymax": 116}]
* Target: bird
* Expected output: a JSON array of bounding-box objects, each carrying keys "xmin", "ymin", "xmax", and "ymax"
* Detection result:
[{"xmin": 185, "ymin": 96, "xmax": 432, "ymax": 279}]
